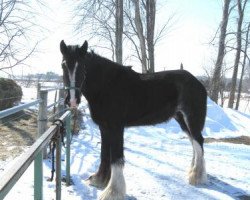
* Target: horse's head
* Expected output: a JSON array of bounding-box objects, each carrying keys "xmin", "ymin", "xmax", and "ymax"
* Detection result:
[{"xmin": 60, "ymin": 40, "xmax": 88, "ymax": 108}]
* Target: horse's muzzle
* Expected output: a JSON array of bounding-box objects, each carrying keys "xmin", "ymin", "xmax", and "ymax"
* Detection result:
[{"xmin": 70, "ymin": 99, "xmax": 78, "ymax": 108}]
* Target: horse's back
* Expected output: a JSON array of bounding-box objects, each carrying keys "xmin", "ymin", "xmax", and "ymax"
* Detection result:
[
  {"xmin": 123, "ymin": 70, "xmax": 207, "ymax": 126},
  {"xmin": 137, "ymin": 70, "xmax": 206, "ymax": 102}
]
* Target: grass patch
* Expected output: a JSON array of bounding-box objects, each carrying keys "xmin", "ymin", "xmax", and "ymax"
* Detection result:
[{"xmin": 0, "ymin": 110, "xmax": 37, "ymax": 160}]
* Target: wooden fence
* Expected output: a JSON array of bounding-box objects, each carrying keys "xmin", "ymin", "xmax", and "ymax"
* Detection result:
[{"xmin": 0, "ymin": 86, "xmax": 72, "ymax": 200}]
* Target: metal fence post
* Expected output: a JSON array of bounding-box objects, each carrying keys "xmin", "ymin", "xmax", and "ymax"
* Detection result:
[
  {"xmin": 40, "ymin": 90, "xmax": 48, "ymax": 158},
  {"xmin": 37, "ymin": 83, "xmax": 41, "ymax": 99},
  {"xmin": 56, "ymin": 129, "xmax": 62, "ymax": 200},
  {"xmin": 34, "ymin": 90, "xmax": 48, "ymax": 200},
  {"xmin": 66, "ymin": 114, "xmax": 71, "ymax": 186}
]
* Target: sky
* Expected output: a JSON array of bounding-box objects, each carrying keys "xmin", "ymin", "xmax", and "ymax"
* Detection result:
[
  {"xmin": 5, "ymin": 0, "xmax": 224, "ymax": 77},
  {"xmin": 154, "ymin": 0, "xmax": 223, "ymax": 73}
]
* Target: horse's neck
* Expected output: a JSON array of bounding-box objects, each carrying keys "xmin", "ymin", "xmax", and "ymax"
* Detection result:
[{"xmin": 83, "ymin": 61, "xmax": 103, "ymax": 97}]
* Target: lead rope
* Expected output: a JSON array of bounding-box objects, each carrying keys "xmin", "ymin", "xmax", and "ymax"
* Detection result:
[
  {"xmin": 48, "ymin": 119, "xmax": 65, "ymax": 182},
  {"xmin": 71, "ymin": 108, "xmax": 79, "ymax": 134}
]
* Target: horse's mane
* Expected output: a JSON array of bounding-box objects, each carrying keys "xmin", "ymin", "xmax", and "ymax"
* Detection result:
[
  {"xmin": 86, "ymin": 51, "xmax": 130, "ymax": 71},
  {"xmin": 84, "ymin": 50, "xmax": 137, "ymax": 84}
]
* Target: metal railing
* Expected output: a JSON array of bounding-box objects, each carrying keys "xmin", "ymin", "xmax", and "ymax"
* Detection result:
[
  {"xmin": 0, "ymin": 100, "xmax": 41, "ymax": 119},
  {"xmin": 0, "ymin": 85, "xmax": 72, "ymax": 200}
]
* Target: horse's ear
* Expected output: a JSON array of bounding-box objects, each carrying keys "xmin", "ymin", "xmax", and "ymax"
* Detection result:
[
  {"xmin": 60, "ymin": 40, "xmax": 67, "ymax": 55},
  {"xmin": 80, "ymin": 41, "xmax": 88, "ymax": 55}
]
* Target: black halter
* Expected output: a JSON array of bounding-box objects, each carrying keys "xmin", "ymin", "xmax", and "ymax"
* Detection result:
[
  {"xmin": 64, "ymin": 66, "xmax": 86, "ymax": 92},
  {"xmin": 64, "ymin": 86, "xmax": 81, "ymax": 91}
]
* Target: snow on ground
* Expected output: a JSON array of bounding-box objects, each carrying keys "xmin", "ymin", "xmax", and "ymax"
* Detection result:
[
  {"xmin": 204, "ymin": 98, "xmax": 250, "ymax": 138},
  {"xmin": 1, "ymin": 86, "xmax": 250, "ymax": 199},
  {"xmin": 21, "ymin": 86, "xmax": 59, "ymax": 106}
]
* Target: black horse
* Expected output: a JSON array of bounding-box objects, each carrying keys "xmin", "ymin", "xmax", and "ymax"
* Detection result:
[{"xmin": 60, "ymin": 40, "xmax": 207, "ymax": 200}]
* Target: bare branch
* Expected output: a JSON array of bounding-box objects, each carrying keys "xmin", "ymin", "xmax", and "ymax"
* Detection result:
[
  {"xmin": 154, "ymin": 12, "xmax": 176, "ymax": 45},
  {"xmin": 0, "ymin": 0, "xmax": 44, "ymax": 71}
]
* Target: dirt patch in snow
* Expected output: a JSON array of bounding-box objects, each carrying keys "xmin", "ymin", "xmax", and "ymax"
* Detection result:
[
  {"xmin": 0, "ymin": 109, "xmax": 83, "ymax": 161},
  {"xmin": 205, "ymin": 136, "xmax": 250, "ymax": 145},
  {"xmin": 0, "ymin": 110, "xmax": 37, "ymax": 160}
]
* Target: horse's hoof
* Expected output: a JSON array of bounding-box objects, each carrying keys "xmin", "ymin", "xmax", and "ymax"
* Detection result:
[
  {"xmin": 189, "ymin": 171, "xmax": 198, "ymax": 185},
  {"xmin": 85, "ymin": 174, "xmax": 107, "ymax": 189},
  {"xmin": 188, "ymin": 168, "xmax": 207, "ymax": 185},
  {"xmin": 99, "ymin": 165, "xmax": 126, "ymax": 200},
  {"xmin": 99, "ymin": 186, "xmax": 125, "ymax": 200}
]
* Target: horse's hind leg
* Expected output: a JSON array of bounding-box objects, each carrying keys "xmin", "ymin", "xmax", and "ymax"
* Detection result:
[
  {"xmin": 185, "ymin": 114, "xmax": 207, "ymax": 185},
  {"xmin": 176, "ymin": 112, "xmax": 207, "ymax": 185},
  {"xmin": 86, "ymin": 126, "xmax": 111, "ymax": 188},
  {"xmin": 100, "ymin": 125, "xmax": 126, "ymax": 200},
  {"xmin": 175, "ymin": 112, "xmax": 195, "ymax": 169}
]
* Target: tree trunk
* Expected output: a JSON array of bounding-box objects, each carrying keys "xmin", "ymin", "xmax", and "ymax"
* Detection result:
[
  {"xmin": 115, "ymin": 0, "xmax": 123, "ymax": 64},
  {"xmin": 220, "ymin": 89, "xmax": 225, "ymax": 107},
  {"xmin": 146, "ymin": 0, "xmax": 156, "ymax": 73},
  {"xmin": 228, "ymin": 0, "xmax": 246, "ymax": 108},
  {"xmin": 133, "ymin": 0, "xmax": 147, "ymax": 73},
  {"xmin": 210, "ymin": 0, "xmax": 231, "ymax": 103},
  {"xmin": 235, "ymin": 22, "xmax": 250, "ymax": 110}
]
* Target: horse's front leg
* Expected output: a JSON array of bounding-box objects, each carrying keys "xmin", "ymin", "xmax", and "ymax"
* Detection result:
[
  {"xmin": 100, "ymin": 126, "xmax": 126, "ymax": 200},
  {"xmin": 86, "ymin": 126, "xmax": 111, "ymax": 188}
]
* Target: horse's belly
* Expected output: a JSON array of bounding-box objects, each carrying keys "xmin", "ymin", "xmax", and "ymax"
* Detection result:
[{"xmin": 126, "ymin": 104, "xmax": 176, "ymax": 126}]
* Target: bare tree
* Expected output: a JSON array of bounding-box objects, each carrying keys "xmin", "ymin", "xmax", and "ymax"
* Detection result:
[
  {"xmin": 228, "ymin": 0, "xmax": 248, "ymax": 108},
  {"xmin": 115, "ymin": 0, "xmax": 124, "ymax": 64},
  {"xmin": 73, "ymin": 0, "xmax": 121, "ymax": 62},
  {"xmin": 235, "ymin": 22, "xmax": 250, "ymax": 110},
  {"xmin": 146, "ymin": 0, "xmax": 156, "ymax": 73},
  {"xmin": 204, "ymin": 62, "xmax": 228, "ymax": 107},
  {"xmin": 210, "ymin": 0, "xmax": 231, "ymax": 103},
  {"xmin": 73, "ymin": 0, "xmax": 172, "ymax": 73},
  {"xmin": 132, "ymin": 0, "xmax": 147, "ymax": 73},
  {"xmin": 124, "ymin": 0, "xmax": 172, "ymax": 73},
  {"xmin": 74, "ymin": 0, "xmax": 124, "ymax": 64},
  {"xmin": 0, "ymin": 0, "xmax": 42, "ymax": 73}
]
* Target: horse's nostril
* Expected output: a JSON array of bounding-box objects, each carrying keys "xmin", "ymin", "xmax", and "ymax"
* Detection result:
[{"xmin": 65, "ymin": 100, "xmax": 69, "ymax": 106}]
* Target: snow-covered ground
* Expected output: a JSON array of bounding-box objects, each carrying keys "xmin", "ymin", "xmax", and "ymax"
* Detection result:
[
  {"xmin": 1, "ymin": 87, "xmax": 250, "ymax": 199},
  {"xmin": 204, "ymin": 98, "xmax": 250, "ymax": 138},
  {"xmin": 21, "ymin": 85, "xmax": 60, "ymax": 106}
]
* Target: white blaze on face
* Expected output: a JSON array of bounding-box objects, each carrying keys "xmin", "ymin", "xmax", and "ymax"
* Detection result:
[{"xmin": 68, "ymin": 62, "xmax": 78, "ymax": 107}]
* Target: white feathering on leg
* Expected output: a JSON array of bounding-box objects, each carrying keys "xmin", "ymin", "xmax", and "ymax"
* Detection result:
[
  {"xmin": 189, "ymin": 140, "xmax": 207, "ymax": 185},
  {"xmin": 99, "ymin": 163, "xmax": 126, "ymax": 200}
]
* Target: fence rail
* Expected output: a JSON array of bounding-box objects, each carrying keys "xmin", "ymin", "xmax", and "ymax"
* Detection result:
[
  {"xmin": 0, "ymin": 85, "xmax": 72, "ymax": 200},
  {"xmin": 0, "ymin": 100, "xmax": 40, "ymax": 119},
  {"xmin": 41, "ymin": 87, "xmax": 64, "ymax": 92},
  {"xmin": 47, "ymin": 99, "xmax": 64, "ymax": 110},
  {"xmin": 0, "ymin": 112, "xmax": 67, "ymax": 199}
]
